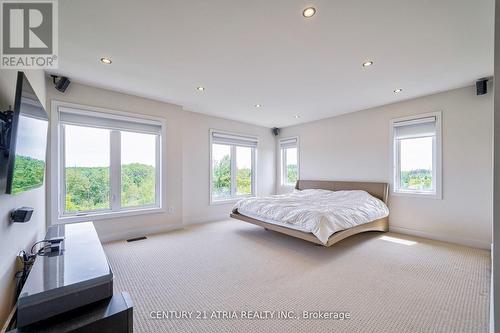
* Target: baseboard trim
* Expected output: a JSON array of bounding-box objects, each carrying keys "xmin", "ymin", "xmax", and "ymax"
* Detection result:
[
  {"xmin": 99, "ymin": 214, "xmax": 233, "ymax": 243},
  {"xmin": 389, "ymin": 225, "xmax": 491, "ymax": 249},
  {"xmin": 99, "ymin": 223, "xmax": 184, "ymax": 243}
]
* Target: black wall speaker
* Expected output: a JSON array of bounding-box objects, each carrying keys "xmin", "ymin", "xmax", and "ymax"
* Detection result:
[
  {"xmin": 272, "ymin": 127, "xmax": 280, "ymax": 136},
  {"xmin": 51, "ymin": 75, "xmax": 71, "ymax": 93},
  {"xmin": 10, "ymin": 207, "xmax": 34, "ymax": 223},
  {"xmin": 476, "ymin": 78, "xmax": 488, "ymax": 96}
]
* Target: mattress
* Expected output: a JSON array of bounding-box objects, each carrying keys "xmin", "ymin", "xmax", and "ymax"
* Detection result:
[{"xmin": 233, "ymin": 189, "xmax": 389, "ymax": 245}]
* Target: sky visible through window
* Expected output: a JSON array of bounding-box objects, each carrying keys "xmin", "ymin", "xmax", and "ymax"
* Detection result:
[
  {"xmin": 212, "ymin": 144, "xmax": 251, "ymax": 168},
  {"xmin": 121, "ymin": 131, "xmax": 156, "ymax": 166},
  {"xmin": 64, "ymin": 125, "xmax": 156, "ymax": 167},
  {"xmin": 400, "ymin": 136, "xmax": 433, "ymax": 171},
  {"xmin": 286, "ymin": 147, "xmax": 297, "ymax": 166}
]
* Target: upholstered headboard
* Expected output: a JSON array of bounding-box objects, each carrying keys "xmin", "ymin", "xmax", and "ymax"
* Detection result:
[{"xmin": 295, "ymin": 180, "xmax": 389, "ymax": 204}]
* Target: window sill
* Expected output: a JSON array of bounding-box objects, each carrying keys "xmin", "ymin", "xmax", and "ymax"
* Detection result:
[
  {"xmin": 55, "ymin": 206, "xmax": 165, "ymax": 224},
  {"xmin": 210, "ymin": 196, "xmax": 255, "ymax": 206},
  {"xmin": 392, "ymin": 190, "xmax": 442, "ymax": 200}
]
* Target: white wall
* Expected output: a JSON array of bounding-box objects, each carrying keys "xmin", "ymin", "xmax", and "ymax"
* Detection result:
[
  {"xmin": 182, "ymin": 111, "xmax": 275, "ymax": 224},
  {"xmin": 0, "ymin": 69, "xmax": 47, "ymax": 326},
  {"xmin": 279, "ymin": 85, "xmax": 493, "ymax": 249},
  {"xmin": 46, "ymin": 81, "xmax": 275, "ymax": 242}
]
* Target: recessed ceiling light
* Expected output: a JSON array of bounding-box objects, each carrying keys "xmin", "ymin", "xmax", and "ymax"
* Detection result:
[
  {"xmin": 302, "ymin": 7, "xmax": 316, "ymax": 18},
  {"xmin": 393, "ymin": 88, "xmax": 403, "ymax": 93},
  {"xmin": 362, "ymin": 61, "xmax": 373, "ymax": 67},
  {"xmin": 196, "ymin": 86, "xmax": 205, "ymax": 92},
  {"xmin": 100, "ymin": 57, "xmax": 112, "ymax": 64},
  {"xmin": 254, "ymin": 104, "xmax": 262, "ymax": 108},
  {"xmin": 294, "ymin": 115, "xmax": 301, "ymax": 119}
]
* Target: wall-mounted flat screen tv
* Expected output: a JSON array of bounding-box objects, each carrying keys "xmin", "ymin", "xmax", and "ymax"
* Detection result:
[{"xmin": 0, "ymin": 72, "xmax": 48, "ymax": 195}]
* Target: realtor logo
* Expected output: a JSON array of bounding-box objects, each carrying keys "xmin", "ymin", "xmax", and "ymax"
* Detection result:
[{"xmin": 1, "ymin": 0, "xmax": 58, "ymax": 68}]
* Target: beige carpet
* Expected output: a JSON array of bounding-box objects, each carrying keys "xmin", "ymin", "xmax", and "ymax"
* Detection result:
[{"xmin": 104, "ymin": 220, "xmax": 490, "ymax": 333}]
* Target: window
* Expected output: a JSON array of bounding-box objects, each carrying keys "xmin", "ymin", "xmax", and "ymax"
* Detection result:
[
  {"xmin": 51, "ymin": 103, "xmax": 164, "ymax": 222},
  {"xmin": 210, "ymin": 130, "xmax": 257, "ymax": 203},
  {"xmin": 279, "ymin": 137, "xmax": 299, "ymax": 186},
  {"xmin": 121, "ymin": 131, "xmax": 158, "ymax": 208},
  {"xmin": 64, "ymin": 125, "xmax": 111, "ymax": 212},
  {"xmin": 391, "ymin": 112, "xmax": 442, "ymax": 198}
]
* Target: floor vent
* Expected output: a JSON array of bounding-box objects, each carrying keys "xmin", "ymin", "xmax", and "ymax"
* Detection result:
[{"xmin": 126, "ymin": 236, "xmax": 147, "ymax": 242}]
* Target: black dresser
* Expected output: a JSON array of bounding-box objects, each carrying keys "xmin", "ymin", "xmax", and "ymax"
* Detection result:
[{"xmin": 8, "ymin": 222, "xmax": 133, "ymax": 332}]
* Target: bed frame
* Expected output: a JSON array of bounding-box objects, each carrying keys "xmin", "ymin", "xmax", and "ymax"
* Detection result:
[{"xmin": 230, "ymin": 180, "xmax": 389, "ymax": 247}]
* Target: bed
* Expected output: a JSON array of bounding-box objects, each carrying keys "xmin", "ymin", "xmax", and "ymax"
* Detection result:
[{"xmin": 230, "ymin": 180, "xmax": 389, "ymax": 247}]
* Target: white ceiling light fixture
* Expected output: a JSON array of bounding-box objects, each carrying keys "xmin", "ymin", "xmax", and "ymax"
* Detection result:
[
  {"xmin": 362, "ymin": 61, "xmax": 373, "ymax": 68},
  {"xmin": 302, "ymin": 7, "xmax": 316, "ymax": 18},
  {"xmin": 393, "ymin": 88, "xmax": 403, "ymax": 93},
  {"xmin": 196, "ymin": 86, "xmax": 205, "ymax": 92},
  {"xmin": 254, "ymin": 104, "xmax": 262, "ymax": 108},
  {"xmin": 294, "ymin": 114, "xmax": 301, "ymax": 119},
  {"xmin": 100, "ymin": 57, "xmax": 112, "ymax": 64}
]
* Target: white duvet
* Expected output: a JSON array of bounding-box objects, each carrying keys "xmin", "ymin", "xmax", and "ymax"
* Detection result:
[{"xmin": 233, "ymin": 189, "xmax": 389, "ymax": 245}]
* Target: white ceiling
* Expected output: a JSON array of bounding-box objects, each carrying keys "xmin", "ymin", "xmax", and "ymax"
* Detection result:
[{"xmin": 53, "ymin": 0, "xmax": 494, "ymax": 128}]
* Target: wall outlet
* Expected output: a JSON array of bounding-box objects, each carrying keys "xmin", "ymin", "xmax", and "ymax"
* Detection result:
[{"xmin": 168, "ymin": 207, "xmax": 175, "ymax": 214}]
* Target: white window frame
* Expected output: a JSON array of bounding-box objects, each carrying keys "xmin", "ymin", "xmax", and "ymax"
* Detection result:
[
  {"xmin": 279, "ymin": 136, "xmax": 299, "ymax": 187},
  {"xmin": 209, "ymin": 129, "xmax": 257, "ymax": 205},
  {"xmin": 390, "ymin": 111, "xmax": 442, "ymax": 199},
  {"xmin": 50, "ymin": 101, "xmax": 166, "ymax": 224}
]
